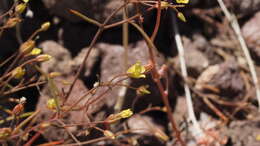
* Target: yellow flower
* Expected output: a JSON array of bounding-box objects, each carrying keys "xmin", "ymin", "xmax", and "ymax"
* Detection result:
[
  {"xmin": 12, "ymin": 67, "xmax": 25, "ymax": 79},
  {"xmin": 176, "ymin": 0, "xmax": 189, "ymax": 4},
  {"xmin": 30, "ymin": 48, "xmax": 42, "ymax": 55},
  {"xmin": 46, "ymin": 98, "xmax": 57, "ymax": 110},
  {"xmin": 106, "ymin": 109, "xmax": 133, "ymax": 123},
  {"xmin": 119, "ymin": 109, "xmax": 133, "ymax": 118},
  {"xmin": 127, "ymin": 61, "xmax": 146, "ymax": 79}
]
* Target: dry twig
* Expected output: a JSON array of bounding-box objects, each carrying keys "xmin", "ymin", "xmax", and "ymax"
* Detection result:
[
  {"xmin": 171, "ymin": 12, "xmax": 205, "ymax": 140},
  {"xmin": 217, "ymin": 0, "xmax": 260, "ymax": 111}
]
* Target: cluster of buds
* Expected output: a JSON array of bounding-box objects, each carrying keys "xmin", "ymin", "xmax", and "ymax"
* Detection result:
[{"xmin": 106, "ymin": 109, "xmax": 133, "ymax": 123}]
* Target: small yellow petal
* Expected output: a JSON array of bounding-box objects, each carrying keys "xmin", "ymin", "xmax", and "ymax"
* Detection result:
[
  {"xmin": 119, "ymin": 109, "xmax": 133, "ymax": 118},
  {"xmin": 46, "ymin": 98, "xmax": 57, "ymax": 110},
  {"xmin": 30, "ymin": 48, "xmax": 42, "ymax": 55},
  {"xmin": 22, "ymin": 0, "xmax": 29, "ymax": 3},
  {"xmin": 176, "ymin": 0, "xmax": 189, "ymax": 4},
  {"xmin": 127, "ymin": 62, "xmax": 146, "ymax": 79},
  {"xmin": 12, "ymin": 67, "xmax": 25, "ymax": 79}
]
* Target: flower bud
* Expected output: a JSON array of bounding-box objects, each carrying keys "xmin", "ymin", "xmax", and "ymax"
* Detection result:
[
  {"xmin": 177, "ymin": 12, "xmax": 186, "ymax": 22},
  {"xmin": 20, "ymin": 96, "xmax": 27, "ymax": 104},
  {"xmin": 103, "ymin": 130, "xmax": 116, "ymax": 139},
  {"xmin": 5, "ymin": 18, "xmax": 21, "ymax": 28},
  {"xmin": 119, "ymin": 109, "xmax": 133, "ymax": 118},
  {"xmin": 46, "ymin": 98, "xmax": 57, "ymax": 110},
  {"xmin": 12, "ymin": 67, "xmax": 25, "ymax": 79},
  {"xmin": 40, "ymin": 22, "xmax": 51, "ymax": 31},
  {"xmin": 36, "ymin": 54, "xmax": 52, "ymax": 62},
  {"xmin": 154, "ymin": 129, "xmax": 169, "ymax": 142},
  {"xmin": 15, "ymin": 3, "xmax": 27, "ymax": 14},
  {"xmin": 20, "ymin": 40, "xmax": 35, "ymax": 54},
  {"xmin": 40, "ymin": 122, "xmax": 51, "ymax": 129},
  {"xmin": 106, "ymin": 109, "xmax": 133, "ymax": 123},
  {"xmin": 48, "ymin": 72, "xmax": 61, "ymax": 78},
  {"xmin": 136, "ymin": 85, "xmax": 151, "ymax": 96},
  {"xmin": 159, "ymin": 1, "xmax": 170, "ymax": 9}
]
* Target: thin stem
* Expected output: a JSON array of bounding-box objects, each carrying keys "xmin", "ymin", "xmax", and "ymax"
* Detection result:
[
  {"xmin": 69, "ymin": 10, "xmax": 102, "ymax": 27},
  {"xmin": 114, "ymin": 0, "xmax": 129, "ymax": 112},
  {"xmin": 130, "ymin": 22, "xmax": 185, "ymax": 146},
  {"xmin": 65, "ymin": 2, "xmax": 129, "ymax": 103},
  {"xmin": 150, "ymin": 0, "xmax": 161, "ymax": 42},
  {"xmin": 171, "ymin": 11, "xmax": 204, "ymax": 140},
  {"xmin": 217, "ymin": 0, "xmax": 260, "ymax": 111}
]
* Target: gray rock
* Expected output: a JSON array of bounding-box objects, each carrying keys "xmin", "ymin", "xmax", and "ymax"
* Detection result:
[
  {"xmin": 242, "ymin": 11, "xmax": 260, "ymax": 61},
  {"xmin": 96, "ymin": 41, "xmax": 168, "ymax": 111},
  {"xmin": 224, "ymin": 0, "xmax": 260, "ymax": 15},
  {"xmin": 195, "ymin": 60, "xmax": 244, "ymax": 99}
]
